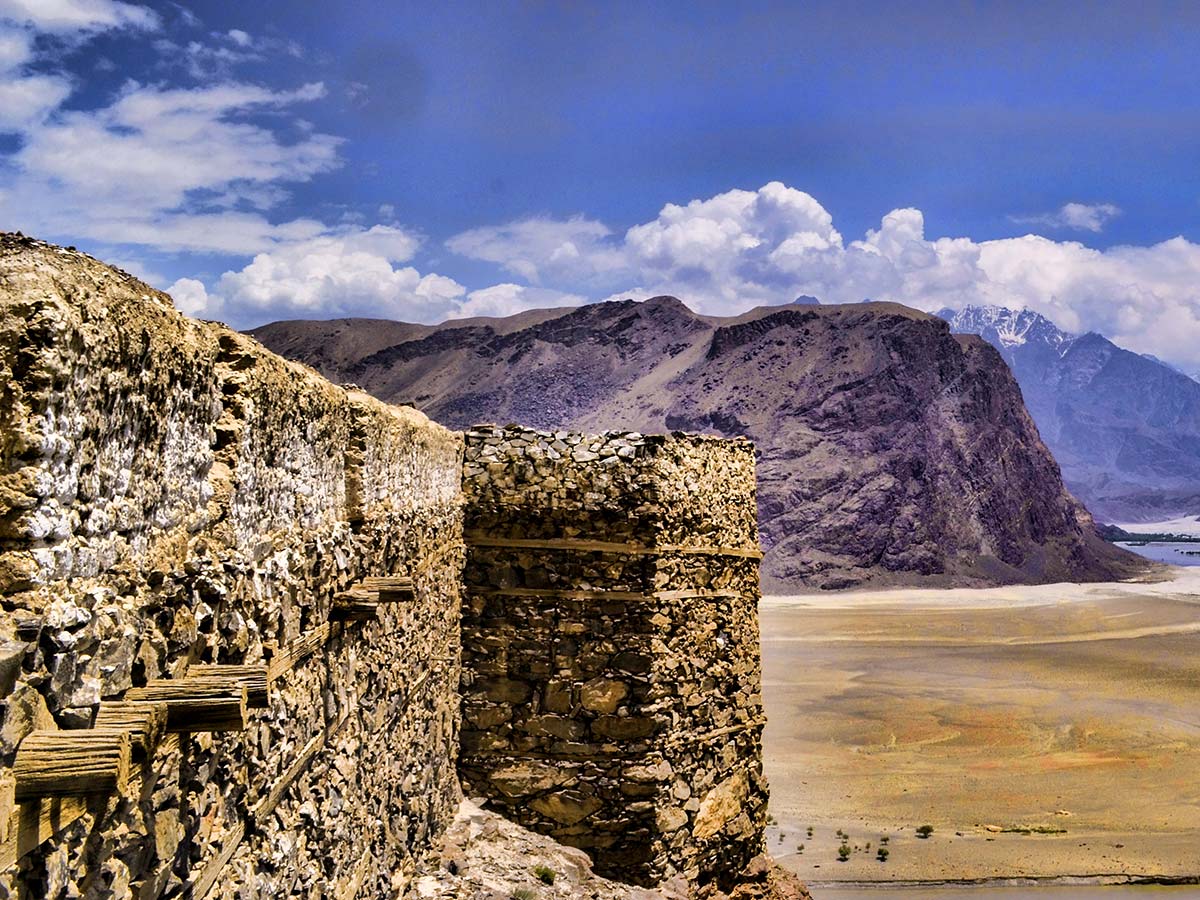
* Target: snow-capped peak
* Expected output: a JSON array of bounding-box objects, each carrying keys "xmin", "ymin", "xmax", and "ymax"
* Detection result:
[{"xmin": 937, "ymin": 305, "xmax": 1076, "ymax": 353}]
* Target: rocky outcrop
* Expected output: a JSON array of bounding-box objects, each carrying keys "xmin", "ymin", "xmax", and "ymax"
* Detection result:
[
  {"xmin": 254, "ymin": 297, "xmax": 1144, "ymax": 590},
  {"xmin": 940, "ymin": 304, "xmax": 1200, "ymax": 523},
  {"xmin": 409, "ymin": 801, "xmax": 811, "ymax": 900}
]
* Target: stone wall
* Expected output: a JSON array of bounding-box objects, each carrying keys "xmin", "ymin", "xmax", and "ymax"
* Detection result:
[
  {"xmin": 459, "ymin": 426, "xmax": 768, "ymax": 891},
  {"xmin": 0, "ymin": 236, "xmax": 464, "ymax": 898}
]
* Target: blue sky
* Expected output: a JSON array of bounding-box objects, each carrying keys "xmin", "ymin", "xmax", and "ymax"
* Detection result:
[{"xmin": 3, "ymin": 1, "xmax": 1200, "ymax": 367}]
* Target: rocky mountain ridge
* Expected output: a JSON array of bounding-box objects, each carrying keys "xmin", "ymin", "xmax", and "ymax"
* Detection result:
[
  {"xmin": 252, "ymin": 297, "xmax": 1141, "ymax": 590},
  {"xmin": 939, "ymin": 304, "xmax": 1200, "ymax": 523}
]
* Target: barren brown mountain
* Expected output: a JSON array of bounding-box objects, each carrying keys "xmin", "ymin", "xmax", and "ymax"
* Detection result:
[{"xmin": 252, "ymin": 296, "xmax": 1143, "ymax": 590}]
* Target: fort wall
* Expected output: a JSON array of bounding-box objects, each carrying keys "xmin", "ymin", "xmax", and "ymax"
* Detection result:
[
  {"xmin": 0, "ymin": 235, "xmax": 770, "ymax": 899},
  {"xmin": 0, "ymin": 237, "xmax": 464, "ymax": 898}
]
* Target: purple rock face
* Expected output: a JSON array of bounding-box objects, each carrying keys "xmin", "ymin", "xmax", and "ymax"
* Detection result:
[{"xmin": 253, "ymin": 297, "xmax": 1144, "ymax": 590}]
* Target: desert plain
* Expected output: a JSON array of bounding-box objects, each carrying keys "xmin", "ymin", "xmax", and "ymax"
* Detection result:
[{"xmin": 761, "ymin": 567, "xmax": 1200, "ymax": 887}]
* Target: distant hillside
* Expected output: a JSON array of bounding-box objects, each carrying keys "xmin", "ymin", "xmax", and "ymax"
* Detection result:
[
  {"xmin": 252, "ymin": 297, "xmax": 1142, "ymax": 590},
  {"xmin": 939, "ymin": 305, "xmax": 1200, "ymax": 523}
]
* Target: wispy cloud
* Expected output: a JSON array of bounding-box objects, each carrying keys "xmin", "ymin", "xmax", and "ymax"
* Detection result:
[
  {"xmin": 0, "ymin": 0, "xmax": 158, "ymax": 33},
  {"xmin": 0, "ymin": 4, "xmax": 342, "ymax": 256},
  {"xmin": 1010, "ymin": 201, "xmax": 1122, "ymax": 233}
]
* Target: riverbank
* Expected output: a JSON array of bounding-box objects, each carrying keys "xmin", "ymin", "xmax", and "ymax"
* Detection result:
[
  {"xmin": 761, "ymin": 569, "xmax": 1200, "ymax": 885},
  {"xmin": 813, "ymin": 884, "xmax": 1200, "ymax": 900}
]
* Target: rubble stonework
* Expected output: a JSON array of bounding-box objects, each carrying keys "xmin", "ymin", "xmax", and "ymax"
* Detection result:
[
  {"xmin": 460, "ymin": 425, "xmax": 769, "ymax": 890},
  {"xmin": 0, "ymin": 235, "xmax": 464, "ymax": 898},
  {"xmin": 0, "ymin": 234, "xmax": 772, "ymax": 900}
]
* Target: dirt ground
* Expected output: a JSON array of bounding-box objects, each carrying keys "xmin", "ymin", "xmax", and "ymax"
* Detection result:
[{"xmin": 760, "ymin": 569, "xmax": 1200, "ymax": 885}]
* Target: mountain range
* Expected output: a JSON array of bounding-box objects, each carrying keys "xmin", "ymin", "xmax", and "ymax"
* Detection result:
[
  {"xmin": 251, "ymin": 297, "xmax": 1139, "ymax": 590},
  {"xmin": 938, "ymin": 305, "xmax": 1200, "ymax": 524}
]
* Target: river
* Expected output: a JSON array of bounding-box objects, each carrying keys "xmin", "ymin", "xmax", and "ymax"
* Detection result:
[{"xmin": 1116, "ymin": 541, "xmax": 1200, "ymax": 566}]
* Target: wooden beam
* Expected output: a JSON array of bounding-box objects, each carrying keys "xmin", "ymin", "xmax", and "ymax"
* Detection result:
[
  {"xmin": 125, "ymin": 678, "xmax": 248, "ymax": 732},
  {"xmin": 13, "ymin": 729, "xmax": 131, "ymax": 801},
  {"xmin": 465, "ymin": 586, "xmax": 752, "ymax": 602},
  {"xmin": 462, "ymin": 532, "xmax": 763, "ymax": 559},
  {"xmin": 357, "ymin": 575, "xmax": 414, "ymax": 602},
  {"xmin": 181, "ymin": 820, "xmax": 245, "ymax": 900},
  {"xmin": 189, "ymin": 664, "xmax": 270, "ymax": 708},
  {"xmin": 250, "ymin": 730, "xmax": 324, "ymax": 826},
  {"xmin": 0, "ymin": 735, "xmax": 179, "ymax": 872},
  {"xmin": 94, "ymin": 701, "xmax": 168, "ymax": 756},
  {"xmin": 266, "ymin": 622, "xmax": 331, "ymax": 681},
  {"xmin": 331, "ymin": 591, "xmax": 378, "ymax": 622}
]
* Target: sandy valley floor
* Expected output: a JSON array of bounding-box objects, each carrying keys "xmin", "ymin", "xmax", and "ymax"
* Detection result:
[{"xmin": 760, "ymin": 569, "xmax": 1200, "ymax": 885}]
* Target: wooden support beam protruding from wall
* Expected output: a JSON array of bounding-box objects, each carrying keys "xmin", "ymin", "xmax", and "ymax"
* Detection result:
[
  {"xmin": 331, "ymin": 590, "xmax": 379, "ymax": 622},
  {"xmin": 357, "ymin": 575, "xmax": 414, "ymax": 602},
  {"xmin": 125, "ymin": 678, "xmax": 248, "ymax": 732},
  {"xmin": 13, "ymin": 729, "xmax": 132, "ymax": 801},
  {"xmin": 94, "ymin": 701, "xmax": 168, "ymax": 757},
  {"xmin": 189, "ymin": 664, "xmax": 271, "ymax": 708}
]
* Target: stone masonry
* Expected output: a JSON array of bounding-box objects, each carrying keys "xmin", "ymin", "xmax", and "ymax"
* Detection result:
[
  {"xmin": 0, "ymin": 236, "xmax": 464, "ymax": 898},
  {"xmin": 460, "ymin": 425, "xmax": 768, "ymax": 891},
  {"xmin": 0, "ymin": 235, "xmax": 771, "ymax": 899}
]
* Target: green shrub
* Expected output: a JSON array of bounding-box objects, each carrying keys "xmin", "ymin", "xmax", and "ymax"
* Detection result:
[
  {"xmin": 916, "ymin": 824, "xmax": 934, "ymax": 839},
  {"xmin": 513, "ymin": 890, "xmax": 536, "ymax": 900},
  {"xmin": 837, "ymin": 843, "xmax": 851, "ymax": 861},
  {"xmin": 533, "ymin": 865, "xmax": 556, "ymax": 885},
  {"xmin": 876, "ymin": 847, "xmax": 890, "ymax": 862}
]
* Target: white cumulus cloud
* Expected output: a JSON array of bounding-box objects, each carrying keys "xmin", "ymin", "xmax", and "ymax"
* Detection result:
[
  {"xmin": 446, "ymin": 182, "xmax": 1200, "ymax": 370},
  {"xmin": 450, "ymin": 283, "xmax": 585, "ymax": 320},
  {"xmin": 177, "ymin": 228, "xmax": 590, "ymax": 328},
  {"xmin": 173, "ymin": 226, "xmax": 477, "ymax": 326}
]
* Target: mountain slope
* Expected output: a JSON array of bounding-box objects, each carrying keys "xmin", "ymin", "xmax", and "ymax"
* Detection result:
[
  {"xmin": 251, "ymin": 298, "xmax": 1142, "ymax": 590},
  {"xmin": 939, "ymin": 305, "xmax": 1200, "ymax": 523}
]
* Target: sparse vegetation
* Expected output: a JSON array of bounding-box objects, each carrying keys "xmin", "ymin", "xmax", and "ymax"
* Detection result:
[
  {"xmin": 837, "ymin": 843, "xmax": 852, "ymax": 861},
  {"xmin": 533, "ymin": 865, "xmax": 556, "ymax": 885},
  {"xmin": 916, "ymin": 824, "xmax": 934, "ymax": 839},
  {"xmin": 1002, "ymin": 825, "xmax": 1067, "ymax": 835},
  {"xmin": 880, "ymin": 835, "xmax": 889, "ymax": 844},
  {"xmin": 513, "ymin": 890, "xmax": 536, "ymax": 900},
  {"xmin": 876, "ymin": 847, "xmax": 890, "ymax": 862}
]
